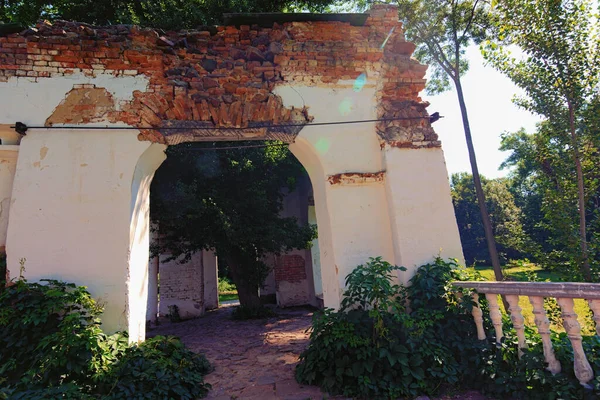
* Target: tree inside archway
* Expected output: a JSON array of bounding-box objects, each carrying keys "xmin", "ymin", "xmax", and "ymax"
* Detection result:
[{"xmin": 150, "ymin": 142, "xmax": 316, "ymax": 311}]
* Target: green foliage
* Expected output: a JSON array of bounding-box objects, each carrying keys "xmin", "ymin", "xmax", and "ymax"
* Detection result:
[
  {"xmin": 0, "ymin": 278, "xmax": 211, "ymax": 399},
  {"xmin": 151, "ymin": 142, "xmax": 317, "ymax": 310},
  {"xmin": 167, "ymin": 304, "xmax": 182, "ymax": 323},
  {"xmin": 340, "ymin": 256, "xmax": 407, "ymax": 340},
  {"xmin": 96, "ymin": 335, "xmax": 212, "ymax": 400},
  {"xmin": 396, "ymin": 0, "xmax": 493, "ymax": 94},
  {"xmin": 218, "ymin": 277, "xmax": 236, "ymax": 294},
  {"xmin": 486, "ymin": 0, "xmax": 600, "ymax": 281},
  {"xmin": 296, "ymin": 257, "xmax": 483, "ymax": 399},
  {"xmin": 296, "ymin": 256, "xmax": 600, "ymax": 399},
  {"xmin": 231, "ymin": 305, "xmax": 276, "ymax": 320},
  {"xmin": 451, "ymin": 172, "xmax": 530, "ymax": 264},
  {"xmin": 0, "ymin": 0, "xmax": 338, "ymax": 29},
  {"xmin": 0, "ymin": 279, "xmax": 108, "ymax": 387}
]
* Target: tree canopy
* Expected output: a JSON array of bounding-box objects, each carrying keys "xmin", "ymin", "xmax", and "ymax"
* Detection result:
[
  {"xmin": 150, "ymin": 142, "xmax": 316, "ymax": 309},
  {"xmin": 451, "ymin": 172, "xmax": 528, "ymax": 265},
  {"xmin": 485, "ymin": 0, "xmax": 600, "ymax": 280},
  {"xmin": 1, "ymin": 0, "xmax": 338, "ymax": 29}
]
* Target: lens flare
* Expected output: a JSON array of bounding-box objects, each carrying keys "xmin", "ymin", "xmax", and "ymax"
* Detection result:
[
  {"xmin": 353, "ymin": 73, "xmax": 367, "ymax": 92},
  {"xmin": 338, "ymin": 97, "xmax": 353, "ymax": 116},
  {"xmin": 315, "ymin": 137, "xmax": 331, "ymax": 154},
  {"xmin": 380, "ymin": 26, "xmax": 396, "ymax": 49}
]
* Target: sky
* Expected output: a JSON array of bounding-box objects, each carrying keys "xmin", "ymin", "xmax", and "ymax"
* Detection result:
[{"xmin": 421, "ymin": 46, "xmax": 541, "ymax": 179}]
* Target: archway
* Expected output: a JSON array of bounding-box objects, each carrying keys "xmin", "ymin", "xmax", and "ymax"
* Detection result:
[{"xmin": 0, "ymin": 4, "xmax": 463, "ymax": 343}]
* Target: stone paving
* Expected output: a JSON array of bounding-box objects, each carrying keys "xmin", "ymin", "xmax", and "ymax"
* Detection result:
[{"xmin": 149, "ymin": 305, "xmax": 489, "ymax": 400}]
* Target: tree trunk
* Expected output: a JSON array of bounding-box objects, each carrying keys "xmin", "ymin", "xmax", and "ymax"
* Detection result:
[
  {"xmin": 567, "ymin": 103, "xmax": 591, "ymax": 282},
  {"xmin": 225, "ymin": 253, "xmax": 262, "ymax": 309},
  {"xmin": 454, "ymin": 78, "xmax": 505, "ymax": 283}
]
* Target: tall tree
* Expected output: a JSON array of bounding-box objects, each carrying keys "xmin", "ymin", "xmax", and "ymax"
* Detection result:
[
  {"xmin": 150, "ymin": 142, "xmax": 316, "ymax": 310},
  {"xmin": 484, "ymin": 0, "xmax": 600, "ymax": 280},
  {"xmin": 451, "ymin": 172, "xmax": 529, "ymax": 265},
  {"xmin": 500, "ymin": 118, "xmax": 600, "ymax": 280},
  {"xmin": 396, "ymin": 0, "xmax": 505, "ymax": 281}
]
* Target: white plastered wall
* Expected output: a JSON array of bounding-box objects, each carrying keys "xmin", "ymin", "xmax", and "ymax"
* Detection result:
[
  {"xmin": 0, "ymin": 74, "xmax": 166, "ymax": 340},
  {"xmin": 203, "ymin": 251, "xmax": 219, "ymax": 310},
  {"xmin": 5, "ymin": 129, "xmax": 161, "ymax": 337},
  {"xmin": 283, "ymin": 81, "xmax": 463, "ymax": 307},
  {"xmin": 129, "ymin": 143, "xmax": 167, "ymax": 342},
  {"xmin": 283, "ymin": 82, "xmax": 397, "ymax": 309},
  {"xmin": 0, "ymin": 145, "xmax": 19, "ymax": 251},
  {"xmin": 383, "ymin": 147, "xmax": 464, "ymax": 282}
]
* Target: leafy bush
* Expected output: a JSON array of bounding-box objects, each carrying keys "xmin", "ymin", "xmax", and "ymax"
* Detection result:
[
  {"xmin": 0, "ymin": 279, "xmax": 109, "ymax": 388},
  {"xmin": 218, "ymin": 277, "xmax": 237, "ymax": 294},
  {"xmin": 296, "ymin": 257, "xmax": 480, "ymax": 399},
  {"xmin": 296, "ymin": 256, "xmax": 600, "ymax": 399},
  {"xmin": 96, "ymin": 336, "xmax": 212, "ymax": 400},
  {"xmin": 0, "ymin": 277, "xmax": 211, "ymax": 399}
]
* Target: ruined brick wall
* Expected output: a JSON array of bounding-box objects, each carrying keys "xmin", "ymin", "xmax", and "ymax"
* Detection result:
[
  {"xmin": 157, "ymin": 252, "xmax": 204, "ymax": 319},
  {"xmin": 274, "ymin": 254, "xmax": 307, "ymax": 283},
  {"xmin": 0, "ymin": 4, "xmax": 438, "ymax": 149}
]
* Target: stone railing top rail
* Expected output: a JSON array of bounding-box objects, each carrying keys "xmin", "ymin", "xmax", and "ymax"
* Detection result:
[{"xmin": 452, "ymin": 281, "xmax": 600, "ymax": 299}]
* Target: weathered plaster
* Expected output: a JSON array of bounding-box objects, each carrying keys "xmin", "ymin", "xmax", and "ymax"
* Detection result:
[
  {"xmin": 0, "ymin": 5, "xmax": 464, "ymax": 338},
  {"xmin": 157, "ymin": 251, "xmax": 205, "ymax": 319},
  {"xmin": 128, "ymin": 143, "xmax": 166, "ymax": 342},
  {"xmin": 5, "ymin": 130, "xmax": 154, "ymax": 334},
  {"xmin": 308, "ymin": 205, "xmax": 323, "ymax": 298},
  {"xmin": 203, "ymin": 251, "xmax": 218, "ymax": 310},
  {"xmin": 0, "ymin": 145, "xmax": 18, "ymax": 249},
  {"xmin": 382, "ymin": 146, "xmax": 464, "ymax": 282},
  {"xmin": 0, "ymin": 74, "xmax": 148, "ymax": 126}
]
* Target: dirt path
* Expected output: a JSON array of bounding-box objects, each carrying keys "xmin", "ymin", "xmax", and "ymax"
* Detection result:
[
  {"xmin": 149, "ymin": 305, "xmax": 329, "ymax": 400},
  {"xmin": 149, "ymin": 306, "xmax": 489, "ymax": 400}
]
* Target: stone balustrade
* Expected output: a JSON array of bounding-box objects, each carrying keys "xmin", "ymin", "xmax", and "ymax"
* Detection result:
[{"xmin": 453, "ymin": 281, "xmax": 600, "ymax": 387}]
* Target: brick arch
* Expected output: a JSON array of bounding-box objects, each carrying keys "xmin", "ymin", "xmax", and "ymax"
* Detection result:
[{"xmin": 2, "ymin": 4, "xmax": 439, "ymax": 150}]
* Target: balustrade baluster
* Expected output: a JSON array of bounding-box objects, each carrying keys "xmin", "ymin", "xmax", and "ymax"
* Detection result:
[
  {"xmin": 471, "ymin": 293, "xmax": 486, "ymax": 340},
  {"xmin": 588, "ymin": 299, "xmax": 600, "ymax": 337},
  {"xmin": 505, "ymin": 294, "xmax": 527, "ymax": 357},
  {"xmin": 529, "ymin": 296, "xmax": 561, "ymax": 374},
  {"xmin": 485, "ymin": 293, "xmax": 503, "ymax": 343},
  {"xmin": 557, "ymin": 297, "xmax": 594, "ymax": 386}
]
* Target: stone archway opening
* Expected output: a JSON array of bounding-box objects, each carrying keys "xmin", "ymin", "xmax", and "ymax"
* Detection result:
[
  {"xmin": 144, "ymin": 139, "xmax": 326, "ymax": 325},
  {"xmin": 1, "ymin": 4, "xmax": 464, "ymax": 345}
]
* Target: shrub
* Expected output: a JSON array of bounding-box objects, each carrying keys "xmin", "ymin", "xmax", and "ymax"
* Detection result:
[
  {"xmin": 96, "ymin": 336, "xmax": 212, "ymax": 400},
  {"xmin": 296, "ymin": 256, "xmax": 600, "ymax": 399},
  {"xmin": 0, "ymin": 279, "xmax": 109, "ymax": 388},
  {"xmin": 0, "ymin": 277, "xmax": 212, "ymax": 399},
  {"xmin": 218, "ymin": 277, "xmax": 237, "ymax": 294}
]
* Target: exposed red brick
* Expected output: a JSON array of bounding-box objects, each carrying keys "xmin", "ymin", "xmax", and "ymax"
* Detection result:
[
  {"xmin": 0, "ymin": 4, "xmax": 438, "ymax": 147},
  {"xmin": 327, "ymin": 171, "xmax": 386, "ymax": 185},
  {"xmin": 275, "ymin": 255, "xmax": 306, "ymax": 284}
]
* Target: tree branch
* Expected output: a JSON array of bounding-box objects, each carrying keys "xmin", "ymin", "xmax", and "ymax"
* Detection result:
[{"xmin": 459, "ymin": 0, "xmax": 481, "ymax": 45}]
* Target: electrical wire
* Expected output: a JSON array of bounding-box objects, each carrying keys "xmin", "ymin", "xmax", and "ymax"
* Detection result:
[
  {"xmin": 182, "ymin": 143, "xmax": 290, "ymax": 151},
  {"xmin": 11, "ymin": 114, "xmax": 440, "ymax": 132}
]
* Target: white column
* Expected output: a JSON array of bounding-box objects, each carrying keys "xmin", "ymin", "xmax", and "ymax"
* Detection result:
[
  {"xmin": 146, "ymin": 255, "xmax": 159, "ymax": 323},
  {"xmin": 203, "ymin": 250, "xmax": 218, "ymax": 310},
  {"xmin": 382, "ymin": 146, "xmax": 464, "ymax": 281},
  {"xmin": 5, "ymin": 129, "xmax": 163, "ymax": 338}
]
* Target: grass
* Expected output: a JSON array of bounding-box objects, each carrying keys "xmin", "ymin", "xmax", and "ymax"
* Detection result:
[
  {"xmin": 469, "ymin": 263, "xmax": 595, "ymax": 335},
  {"xmin": 219, "ymin": 292, "xmax": 239, "ymax": 302},
  {"xmin": 218, "ymin": 277, "xmax": 238, "ymax": 303}
]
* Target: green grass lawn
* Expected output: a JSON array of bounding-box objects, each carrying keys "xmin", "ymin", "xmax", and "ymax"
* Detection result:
[
  {"xmin": 469, "ymin": 264, "xmax": 595, "ymax": 335},
  {"xmin": 219, "ymin": 292, "xmax": 239, "ymax": 302}
]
